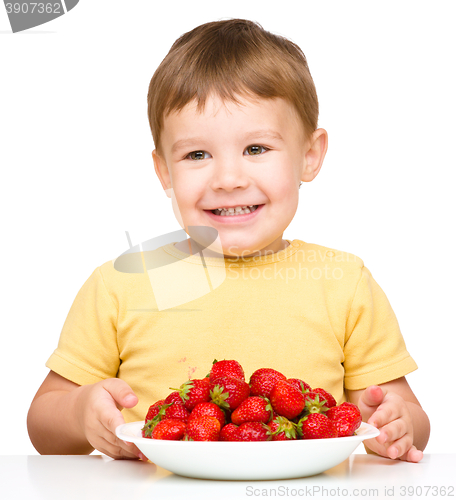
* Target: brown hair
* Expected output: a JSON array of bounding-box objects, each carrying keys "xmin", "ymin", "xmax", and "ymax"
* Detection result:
[{"xmin": 147, "ymin": 19, "xmax": 319, "ymax": 154}]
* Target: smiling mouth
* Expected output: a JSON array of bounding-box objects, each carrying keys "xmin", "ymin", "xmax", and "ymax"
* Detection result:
[{"xmin": 209, "ymin": 205, "xmax": 260, "ymax": 216}]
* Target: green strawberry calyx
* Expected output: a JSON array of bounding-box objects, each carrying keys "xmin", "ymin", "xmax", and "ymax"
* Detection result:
[
  {"xmin": 170, "ymin": 381, "xmax": 194, "ymax": 403},
  {"xmin": 262, "ymin": 397, "xmax": 274, "ymax": 422},
  {"xmin": 302, "ymin": 394, "xmax": 329, "ymax": 417},
  {"xmin": 269, "ymin": 415, "xmax": 297, "ymax": 440},
  {"xmin": 141, "ymin": 403, "xmax": 173, "ymax": 437},
  {"xmin": 209, "ymin": 384, "xmax": 231, "ymax": 411},
  {"xmin": 296, "ymin": 415, "xmax": 309, "ymax": 438}
]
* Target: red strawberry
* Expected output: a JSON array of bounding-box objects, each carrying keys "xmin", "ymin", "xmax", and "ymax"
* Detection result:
[
  {"xmin": 231, "ymin": 396, "xmax": 273, "ymax": 425},
  {"xmin": 326, "ymin": 402, "xmax": 362, "ymax": 437},
  {"xmin": 238, "ymin": 422, "xmax": 271, "ymax": 441},
  {"xmin": 287, "ymin": 378, "xmax": 312, "ymax": 394},
  {"xmin": 142, "ymin": 401, "xmax": 190, "ymax": 437},
  {"xmin": 162, "ymin": 402, "xmax": 190, "ymax": 422},
  {"xmin": 144, "ymin": 399, "xmax": 165, "ymax": 423},
  {"xmin": 301, "ymin": 391, "xmax": 330, "ymax": 416},
  {"xmin": 164, "ymin": 391, "xmax": 184, "ymax": 405},
  {"xmin": 210, "ymin": 376, "xmax": 250, "ymax": 411},
  {"xmin": 150, "ymin": 419, "xmax": 187, "ymax": 440},
  {"xmin": 142, "ymin": 399, "xmax": 165, "ymax": 437},
  {"xmin": 188, "ymin": 402, "xmax": 226, "ymax": 428},
  {"xmin": 312, "ymin": 388, "xmax": 337, "ymax": 408},
  {"xmin": 220, "ymin": 423, "xmax": 241, "ymax": 441},
  {"xmin": 298, "ymin": 413, "xmax": 338, "ymax": 439},
  {"xmin": 270, "ymin": 380, "xmax": 305, "ymax": 419},
  {"xmin": 268, "ymin": 415, "xmax": 298, "ymax": 441},
  {"xmin": 249, "ymin": 368, "xmax": 287, "ymax": 398},
  {"xmin": 184, "ymin": 415, "xmax": 221, "ymax": 441},
  {"xmin": 209, "ymin": 359, "xmax": 245, "ymax": 382},
  {"xmin": 171, "ymin": 379, "xmax": 211, "ymax": 411}
]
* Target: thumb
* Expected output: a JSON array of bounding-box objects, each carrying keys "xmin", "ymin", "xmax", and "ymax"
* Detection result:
[
  {"xmin": 358, "ymin": 385, "xmax": 385, "ymax": 422},
  {"xmin": 102, "ymin": 378, "xmax": 138, "ymax": 411},
  {"xmin": 360, "ymin": 385, "xmax": 385, "ymax": 407}
]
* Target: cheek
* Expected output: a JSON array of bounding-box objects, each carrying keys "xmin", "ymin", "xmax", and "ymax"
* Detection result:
[
  {"xmin": 173, "ymin": 180, "xmax": 205, "ymax": 211},
  {"xmin": 269, "ymin": 177, "xmax": 299, "ymax": 202}
]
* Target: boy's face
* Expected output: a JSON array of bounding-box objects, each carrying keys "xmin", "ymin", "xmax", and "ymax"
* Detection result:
[{"xmin": 153, "ymin": 95, "xmax": 326, "ymax": 258}]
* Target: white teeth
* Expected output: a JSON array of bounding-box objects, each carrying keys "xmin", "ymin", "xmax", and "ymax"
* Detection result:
[{"xmin": 211, "ymin": 205, "xmax": 259, "ymax": 215}]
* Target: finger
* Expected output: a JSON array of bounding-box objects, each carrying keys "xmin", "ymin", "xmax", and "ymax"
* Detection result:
[
  {"xmin": 368, "ymin": 401, "xmax": 402, "ymax": 429},
  {"xmin": 88, "ymin": 414, "xmax": 141, "ymax": 458},
  {"xmin": 399, "ymin": 446, "xmax": 424, "ymax": 463},
  {"xmin": 95, "ymin": 436, "xmax": 140, "ymax": 460},
  {"xmin": 382, "ymin": 430, "xmax": 413, "ymax": 459},
  {"xmin": 361, "ymin": 385, "xmax": 385, "ymax": 408},
  {"xmin": 97, "ymin": 422, "xmax": 142, "ymax": 458},
  {"xmin": 98, "ymin": 416, "xmax": 142, "ymax": 457},
  {"xmin": 98, "ymin": 400, "xmax": 128, "ymax": 437},
  {"xmin": 102, "ymin": 379, "xmax": 138, "ymax": 410},
  {"xmin": 375, "ymin": 418, "xmax": 408, "ymax": 449}
]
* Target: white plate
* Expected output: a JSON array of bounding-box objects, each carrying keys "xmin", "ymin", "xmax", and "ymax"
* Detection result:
[{"xmin": 116, "ymin": 421, "xmax": 379, "ymax": 480}]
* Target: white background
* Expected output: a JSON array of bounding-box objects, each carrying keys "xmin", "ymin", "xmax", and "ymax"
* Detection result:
[{"xmin": 1, "ymin": 1, "xmax": 455, "ymax": 456}]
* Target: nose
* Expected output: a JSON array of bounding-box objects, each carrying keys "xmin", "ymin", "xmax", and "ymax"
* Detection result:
[{"xmin": 209, "ymin": 154, "xmax": 250, "ymax": 192}]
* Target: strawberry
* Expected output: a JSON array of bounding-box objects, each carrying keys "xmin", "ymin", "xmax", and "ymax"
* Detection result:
[
  {"xmin": 231, "ymin": 396, "xmax": 273, "ymax": 425},
  {"xmin": 142, "ymin": 400, "xmax": 165, "ymax": 437},
  {"xmin": 268, "ymin": 415, "xmax": 298, "ymax": 440},
  {"xmin": 144, "ymin": 399, "xmax": 165, "ymax": 423},
  {"xmin": 188, "ymin": 402, "xmax": 226, "ymax": 428},
  {"xmin": 161, "ymin": 402, "xmax": 190, "ymax": 422},
  {"xmin": 164, "ymin": 391, "xmax": 184, "ymax": 405},
  {"xmin": 326, "ymin": 402, "xmax": 362, "ymax": 437},
  {"xmin": 142, "ymin": 401, "xmax": 190, "ymax": 437},
  {"xmin": 150, "ymin": 419, "xmax": 187, "ymax": 440},
  {"xmin": 270, "ymin": 379, "xmax": 305, "ymax": 419},
  {"xmin": 249, "ymin": 368, "xmax": 287, "ymax": 398},
  {"xmin": 287, "ymin": 378, "xmax": 312, "ymax": 394},
  {"xmin": 209, "ymin": 359, "xmax": 245, "ymax": 382},
  {"xmin": 184, "ymin": 415, "xmax": 221, "ymax": 441},
  {"xmin": 301, "ymin": 391, "xmax": 329, "ymax": 416},
  {"xmin": 312, "ymin": 388, "xmax": 337, "ymax": 408},
  {"xmin": 210, "ymin": 376, "xmax": 250, "ymax": 411},
  {"xmin": 171, "ymin": 379, "xmax": 211, "ymax": 411},
  {"xmin": 220, "ymin": 423, "xmax": 241, "ymax": 441},
  {"xmin": 238, "ymin": 422, "xmax": 271, "ymax": 441},
  {"xmin": 297, "ymin": 413, "xmax": 338, "ymax": 439}
]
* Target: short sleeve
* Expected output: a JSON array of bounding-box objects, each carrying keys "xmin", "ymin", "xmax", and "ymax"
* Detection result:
[
  {"xmin": 343, "ymin": 266, "xmax": 417, "ymax": 390},
  {"xmin": 46, "ymin": 267, "xmax": 120, "ymax": 385}
]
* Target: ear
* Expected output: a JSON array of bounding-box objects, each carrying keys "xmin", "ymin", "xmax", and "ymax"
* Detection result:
[
  {"xmin": 301, "ymin": 128, "xmax": 328, "ymax": 182},
  {"xmin": 152, "ymin": 150, "xmax": 172, "ymax": 198}
]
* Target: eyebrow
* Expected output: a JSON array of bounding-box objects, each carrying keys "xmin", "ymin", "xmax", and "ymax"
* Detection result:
[{"xmin": 171, "ymin": 129, "xmax": 284, "ymax": 154}]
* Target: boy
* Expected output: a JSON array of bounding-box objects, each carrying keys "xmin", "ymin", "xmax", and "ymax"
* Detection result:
[{"xmin": 27, "ymin": 19, "xmax": 430, "ymax": 463}]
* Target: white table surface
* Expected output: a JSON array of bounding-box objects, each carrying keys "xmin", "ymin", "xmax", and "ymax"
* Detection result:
[{"xmin": 1, "ymin": 454, "xmax": 455, "ymax": 500}]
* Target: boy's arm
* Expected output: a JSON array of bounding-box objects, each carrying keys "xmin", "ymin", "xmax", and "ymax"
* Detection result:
[
  {"xmin": 346, "ymin": 376, "xmax": 430, "ymax": 462},
  {"xmin": 27, "ymin": 370, "xmax": 141, "ymax": 459}
]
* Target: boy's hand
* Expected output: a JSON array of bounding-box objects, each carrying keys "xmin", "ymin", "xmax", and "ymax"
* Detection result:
[
  {"xmin": 76, "ymin": 378, "xmax": 144, "ymax": 460},
  {"xmin": 357, "ymin": 385, "xmax": 423, "ymax": 463}
]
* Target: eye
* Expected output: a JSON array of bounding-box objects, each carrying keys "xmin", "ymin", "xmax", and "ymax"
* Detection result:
[
  {"xmin": 245, "ymin": 145, "xmax": 268, "ymax": 156},
  {"xmin": 186, "ymin": 151, "xmax": 210, "ymax": 160}
]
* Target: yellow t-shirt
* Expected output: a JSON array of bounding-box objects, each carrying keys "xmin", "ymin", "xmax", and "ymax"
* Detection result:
[{"xmin": 46, "ymin": 239, "xmax": 417, "ymax": 423}]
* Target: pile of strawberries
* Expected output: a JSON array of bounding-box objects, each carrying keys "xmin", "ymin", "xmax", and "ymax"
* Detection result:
[{"xmin": 141, "ymin": 360, "xmax": 362, "ymax": 442}]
